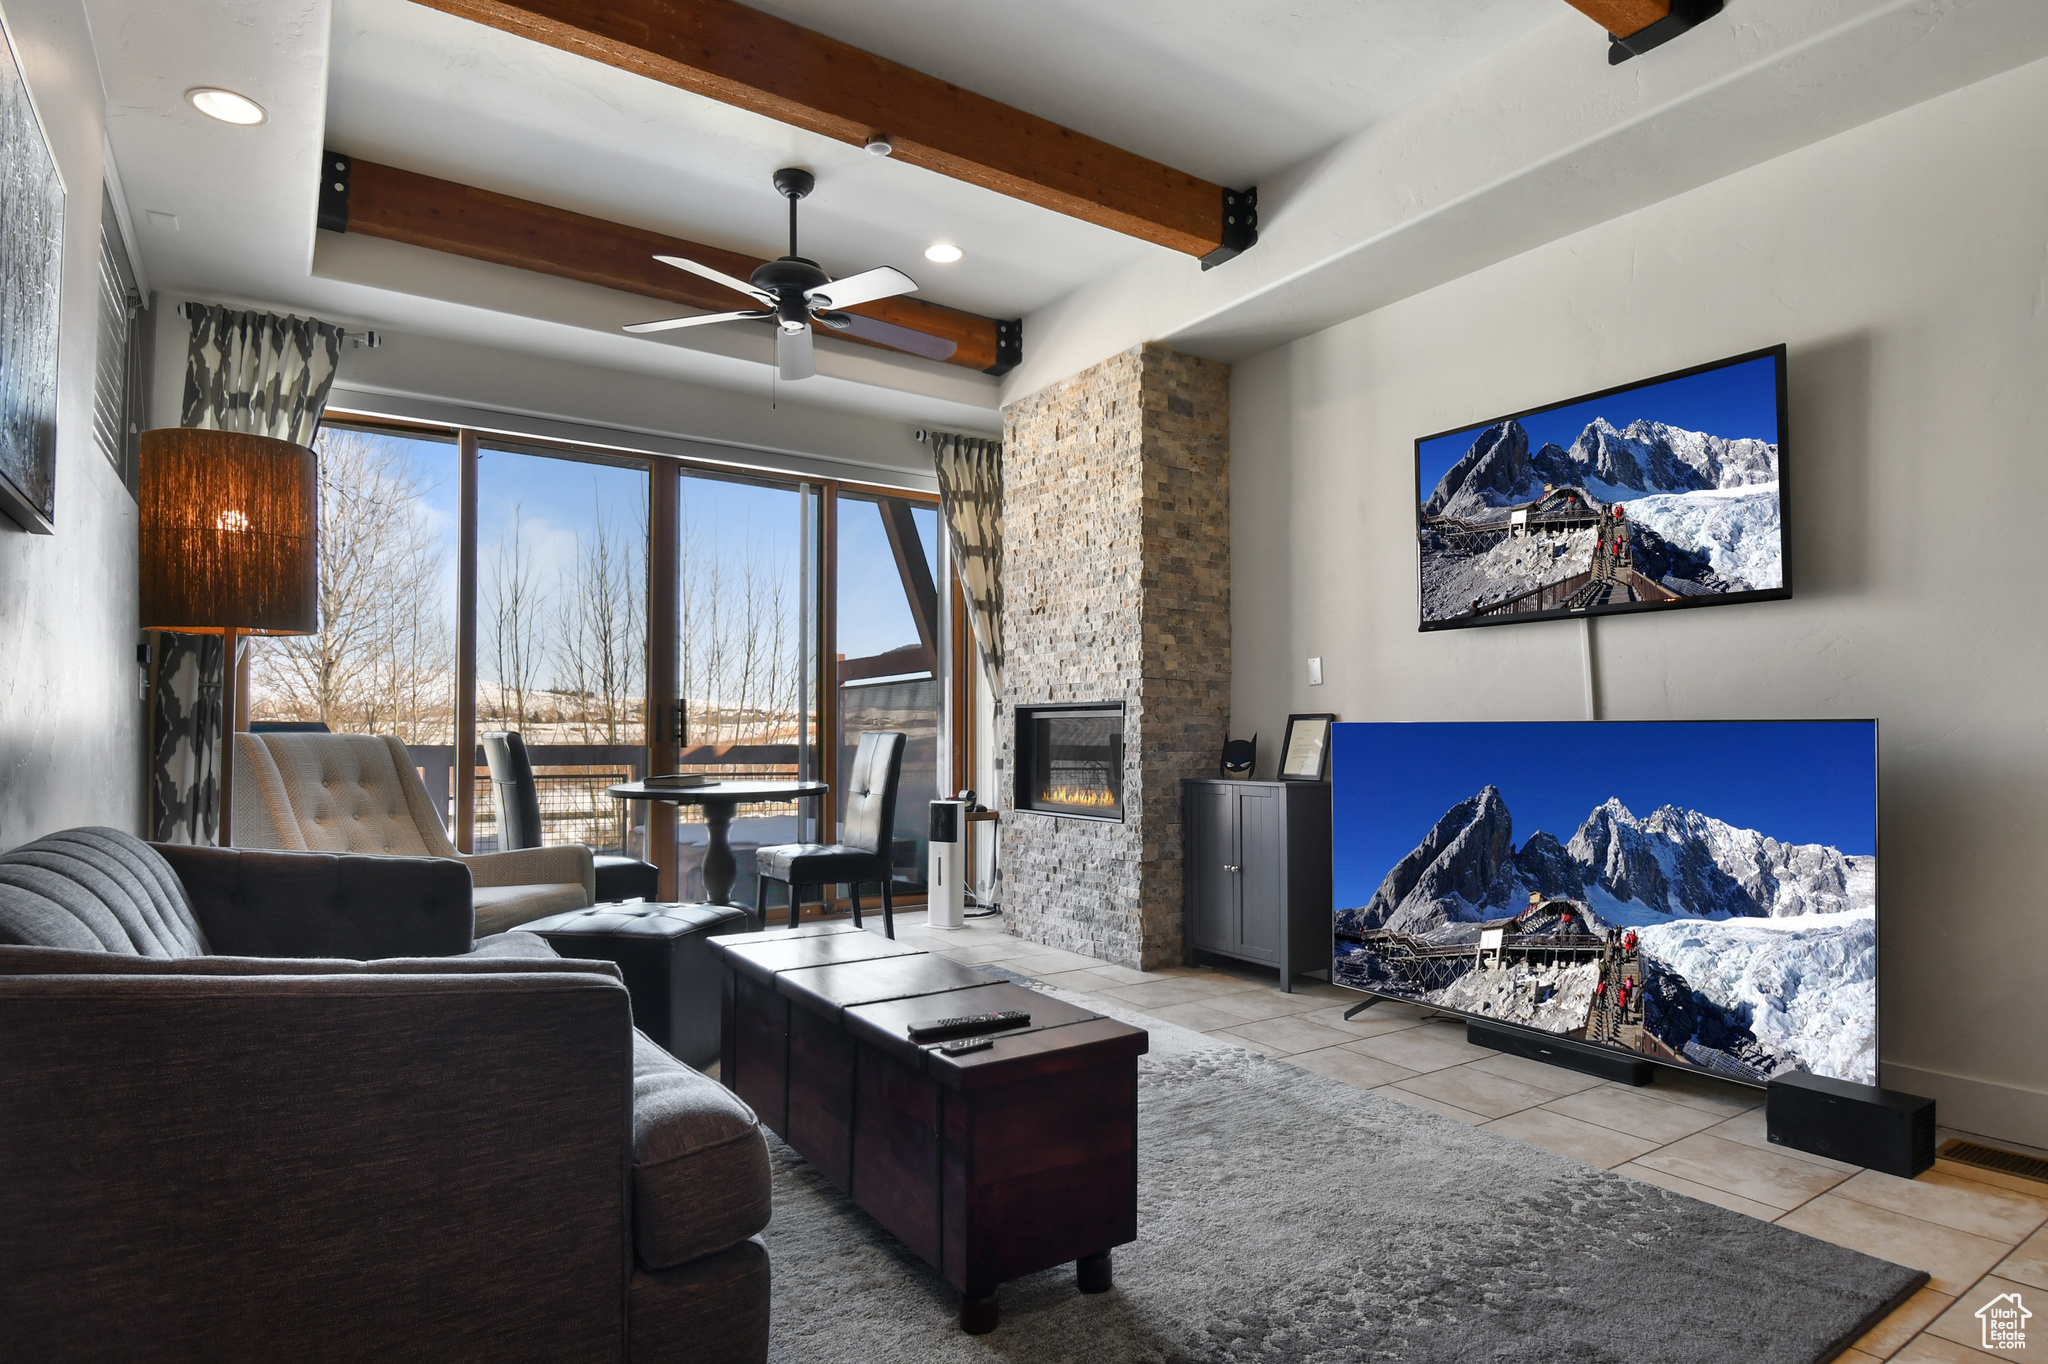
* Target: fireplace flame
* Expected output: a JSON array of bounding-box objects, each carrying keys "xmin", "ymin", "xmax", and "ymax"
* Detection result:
[{"xmin": 1041, "ymin": 785, "xmax": 1117, "ymax": 810}]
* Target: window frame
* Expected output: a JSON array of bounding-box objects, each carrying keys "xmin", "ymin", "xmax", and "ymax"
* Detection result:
[{"xmin": 293, "ymin": 411, "xmax": 961, "ymax": 911}]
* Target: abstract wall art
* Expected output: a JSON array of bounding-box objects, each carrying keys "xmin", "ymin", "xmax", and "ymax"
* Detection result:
[{"xmin": 0, "ymin": 9, "xmax": 64, "ymax": 534}]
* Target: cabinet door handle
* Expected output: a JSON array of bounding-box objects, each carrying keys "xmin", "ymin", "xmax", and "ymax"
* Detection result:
[{"xmin": 1223, "ymin": 864, "xmax": 1239, "ymax": 873}]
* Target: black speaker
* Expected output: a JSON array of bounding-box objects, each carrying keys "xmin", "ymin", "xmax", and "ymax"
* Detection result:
[
  {"xmin": 1766, "ymin": 1072, "xmax": 1935, "ymax": 1177},
  {"xmin": 1467, "ymin": 1020, "xmax": 1652, "ymax": 1086}
]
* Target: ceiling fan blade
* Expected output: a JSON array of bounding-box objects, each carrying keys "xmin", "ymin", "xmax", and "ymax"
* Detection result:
[
  {"xmin": 819, "ymin": 310, "xmax": 958, "ymax": 363},
  {"xmin": 654, "ymin": 254, "xmax": 774, "ymax": 305},
  {"xmin": 777, "ymin": 325, "xmax": 815, "ymax": 381},
  {"xmin": 623, "ymin": 309, "xmax": 772, "ymax": 334},
  {"xmin": 806, "ymin": 266, "xmax": 917, "ymax": 310}
]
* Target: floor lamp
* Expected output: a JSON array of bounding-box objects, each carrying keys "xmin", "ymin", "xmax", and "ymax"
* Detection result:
[{"xmin": 140, "ymin": 429, "xmax": 318, "ymax": 847}]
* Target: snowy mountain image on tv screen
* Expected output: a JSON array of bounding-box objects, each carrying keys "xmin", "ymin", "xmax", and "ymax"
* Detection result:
[
  {"xmin": 1331, "ymin": 721, "xmax": 1878, "ymax": 1086},
  {"xmin": 1416, "ymin": 352, "xmax": 1784, "ymax": 627}
]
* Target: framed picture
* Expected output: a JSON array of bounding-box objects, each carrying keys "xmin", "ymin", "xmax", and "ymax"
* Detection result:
[
  {"xmin": 1278, "ymin": 713, "xmax": 1335, "ymax": 782},
  {"xmin": 0, "ymin": 7, "xmax": 65, "ymax": 534}
]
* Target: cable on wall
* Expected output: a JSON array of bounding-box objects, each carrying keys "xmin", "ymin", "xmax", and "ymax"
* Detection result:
[{"xmin": 1580, "ymin": 616, "xmax": 1602, "ymax": 721}]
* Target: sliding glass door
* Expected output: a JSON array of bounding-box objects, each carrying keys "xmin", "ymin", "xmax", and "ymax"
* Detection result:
[
  {"xmin": 664, "ymin": 470, "xmax": 813, "ymax": 907},
  {"xmin": 833, "ymin": 489, "xmax": 942, "ymax": 902},
  {"xmin": 471, "ymin": 443, "xmax": 650, "ymax": 854}
]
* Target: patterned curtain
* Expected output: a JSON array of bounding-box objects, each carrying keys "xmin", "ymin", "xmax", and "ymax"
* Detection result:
[
  {"xmin": 149, "ymin": 305, "xmax": 343, "ymax": 843},
  {"xmin": 177, "ymin": 304, "xmax": 342, "ymax": 444},
  {"xmin": 930, "ymin": 430, "xmax": 1004, "ymax": 696}
]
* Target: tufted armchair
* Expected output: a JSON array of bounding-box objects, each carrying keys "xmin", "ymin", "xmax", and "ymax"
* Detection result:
[{"xmin": 233, "ymin": 731, "xmax": 594, "ymax": 936}]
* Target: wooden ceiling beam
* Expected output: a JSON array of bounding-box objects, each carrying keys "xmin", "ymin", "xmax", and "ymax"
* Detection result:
[
  {"xmin": 405, "ymin": 0, "xmax": 1256, "ymax": 265},
  {"xmin": 322, "ymin": 155, "xmax": 1013, "ymax": 373},
  {"xmin": 1559, "ymin": 0, "xmax": 1670, "ymax": 38}
]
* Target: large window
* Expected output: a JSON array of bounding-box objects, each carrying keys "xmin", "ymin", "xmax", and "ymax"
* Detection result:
[
  {"xmin": 247, "ymin": 413, "xmax": 957, "ymax": 917},
  {"xmin": 246, "ymin": 424, "xmax": 459, "ymax": 749},
  {"xmin": 472, "ymin": 444, "xmax": 650, "ymax": 853}
]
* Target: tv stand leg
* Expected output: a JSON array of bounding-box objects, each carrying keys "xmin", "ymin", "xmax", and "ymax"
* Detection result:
[
  {"xmin": 1077, "ymin": 1251, "xmax": 1113, "ymax": 1294},
  {"xmin": 1342, "ymin": 998, "xmax": 1382, "ymax": 1020},
  {"xmin": 960, "ymin": 1291, "xmax": 999, "ymax": 1334}
]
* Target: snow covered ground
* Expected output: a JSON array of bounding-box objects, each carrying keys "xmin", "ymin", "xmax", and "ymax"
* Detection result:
[
  {"xmin": 1635, "ymin": 908, "xmax": 1877, "ymax": 1084},
  {"xmin": 1625, "ymin": 484, "xmax": 1782, "ymax": 590},
  {"xmin": 1428, "ymin": 960, "xmax": 1599, "ymax": 1034},
  {"xmin": 1419, "ymin": 527, "xmax": 1594, "ymax": 621}
]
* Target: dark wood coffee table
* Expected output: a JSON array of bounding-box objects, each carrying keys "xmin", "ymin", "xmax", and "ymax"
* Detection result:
[{"xmin": 710, "ymin": 923, "xmax": 1147, "ymax": 1333}]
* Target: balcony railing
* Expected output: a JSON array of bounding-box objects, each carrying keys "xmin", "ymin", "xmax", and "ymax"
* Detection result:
[{"xmin": 410, "ymin": 742, "xmax": 801, "ymax": 854}]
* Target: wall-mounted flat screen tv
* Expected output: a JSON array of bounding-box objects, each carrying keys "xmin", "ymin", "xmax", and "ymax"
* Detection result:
[
  {"xmin": 1416, "ymin": 345, "xmax": 1789, "ymax": 630},
  {"xmin": 1331, "ymin": 720, "xmax": 1877, "ymax": 1086}
]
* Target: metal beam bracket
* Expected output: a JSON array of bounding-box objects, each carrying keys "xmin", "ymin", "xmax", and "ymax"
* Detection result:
[
  {"xmin": 1199, "ymin": 187, "xmax": 1258, "ymax": 271},
  {"xmin": 1609, "ymin": 0, "xmax": 1722, "ymax": 63},
  {"xmin": 984, "ymin": 319, "xmax": 1023, "ymax": 377},
  {"xmin": 317, "ymin": 152, "xmax": 352, "ymax": 234}
]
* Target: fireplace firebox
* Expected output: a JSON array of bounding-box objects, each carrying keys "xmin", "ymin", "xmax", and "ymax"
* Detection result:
[{"xmin": 1013, "ymin": 703, "xmax": 1125, "ymax": 821}]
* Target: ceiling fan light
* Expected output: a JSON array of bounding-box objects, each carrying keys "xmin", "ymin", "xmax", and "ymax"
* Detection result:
[
  {"xmin": 923, "ymin": 243, "xmax": 963, "ymax": 264},
  {"xmin": 186, "ymin": 87, "xmax": 267, "ymax": 125}
]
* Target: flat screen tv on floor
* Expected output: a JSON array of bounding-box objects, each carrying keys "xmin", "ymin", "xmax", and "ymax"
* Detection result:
[
  {"xmin": 1331, "ymin": 720, "xmax": 1878, "ymax": 1086},
  {"xmin": 1416, "ymin": 345, "xmax": 1789, "ymax": 630}
]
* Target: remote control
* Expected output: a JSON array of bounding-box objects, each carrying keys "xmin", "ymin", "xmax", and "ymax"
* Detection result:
[
  {"xmin": 905, "ymin": 1009, "xmax": 1030, "ymax": 1042},
  {"xmin": 938, "ymin": 1036, "xmax": 993, "ymax": 1056}
]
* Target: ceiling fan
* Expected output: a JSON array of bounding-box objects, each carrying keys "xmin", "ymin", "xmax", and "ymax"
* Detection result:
[{"xmin": 624, "ymin": 167, "xmax": 958, "ymax": 379}]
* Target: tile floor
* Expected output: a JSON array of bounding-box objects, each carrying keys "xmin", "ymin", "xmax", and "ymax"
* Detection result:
[{"xmin": 886, "ymin": 910, "xmax": 2048, "ymax": 1361}]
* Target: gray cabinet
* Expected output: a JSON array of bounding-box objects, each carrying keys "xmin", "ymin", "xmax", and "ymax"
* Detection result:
[{"xmin": 1181, "ymin": 779, "xmax": 1332, "ymax": 991}]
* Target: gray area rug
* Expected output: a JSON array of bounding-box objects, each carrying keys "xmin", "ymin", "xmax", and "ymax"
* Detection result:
[{"xmin": 761, "ymin": 997, "xmax": 1924, "ymax": 1363}]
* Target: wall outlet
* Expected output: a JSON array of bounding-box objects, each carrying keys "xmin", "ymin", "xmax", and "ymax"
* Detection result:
[{"xmin": 1307, "ymin": 656, "xmax": 1323, "ymax": 686}]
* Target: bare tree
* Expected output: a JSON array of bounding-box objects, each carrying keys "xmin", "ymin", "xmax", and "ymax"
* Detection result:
[
  {"xmin": 484, "ymin": 507, "xmax": 544, "ymax": 728},
  {"xmin": 553, "ymin": 482, "xmax": 646, "ymax": 744},
  {"xmin": 676, "ymin": 492, "xmax": 799, "ymax": 748},
  {"xmin": 250, "ymin": 429, "xmax": 453, "ymax": 741}
]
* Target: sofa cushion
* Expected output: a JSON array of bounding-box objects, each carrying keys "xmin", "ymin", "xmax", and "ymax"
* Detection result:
[
  {"xmin": 157, "ymin": 844, "xmax": 474, "ymax": 960},
  {"xmin": 0, "ymin": 828, "xmax": 206, "ymax": 957},
  {"xmin": 631, "ymin": 1032, "xmax": 771, "ymax": 1270},
  {"xmin": 474, "ymin": 883, "xmax": 592, "ymax": 936}
]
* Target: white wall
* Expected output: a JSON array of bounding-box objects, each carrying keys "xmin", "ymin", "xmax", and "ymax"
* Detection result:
[
  {"xmin": 1228, "ymin": 55, "xmax": 2048, "ymax": 1146},
  {"xmin": 0, "ymin": 0, "xmax": 143, "ymax": 847}
]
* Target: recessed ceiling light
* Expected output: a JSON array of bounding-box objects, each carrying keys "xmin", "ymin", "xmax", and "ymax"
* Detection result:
[
  {"xmin": 923, "ymin": 243, "xmax": 963, "ymax": 264},
  {"xmin": 185, "ymin": 88, "xmax": 267, "ymax": 126}
]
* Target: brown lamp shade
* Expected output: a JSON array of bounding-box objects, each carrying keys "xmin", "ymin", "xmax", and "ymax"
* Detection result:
[{"xmin": 139, "ymin": 429, "xmax": 318, "ymax": 634}]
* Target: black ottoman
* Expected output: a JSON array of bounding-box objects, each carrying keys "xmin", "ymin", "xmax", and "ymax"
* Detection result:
[
  {"xmin": 516, "ymin": 903, "xmax": 748, "ymax": 1067},
  {"xmin": 592, "ymin": 854, "xmax": 660, "ymax": 903}
]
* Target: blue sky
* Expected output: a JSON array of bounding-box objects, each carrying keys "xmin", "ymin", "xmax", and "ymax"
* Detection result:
[
  {"xmin": 1331, "ymin": 721, "xmax": 1877, "ymax": 907},
  {"xmin": 1417, "ymin": 354, "xmax": 1783, "ymax": 504},
  {"xmin": 358, "ymin": 430, "xmax": 934, "ymax": 680}
]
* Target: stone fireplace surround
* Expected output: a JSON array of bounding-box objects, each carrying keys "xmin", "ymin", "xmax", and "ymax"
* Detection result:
[{"xmin": 998, "ymin": 343, "xmax": 1231, "ymax": 971}]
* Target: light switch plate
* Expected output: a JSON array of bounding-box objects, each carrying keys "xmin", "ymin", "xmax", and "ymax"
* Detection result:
[{"xmin": 1307, "ymin": 656, "xmax": 1323, "ymax": 686}]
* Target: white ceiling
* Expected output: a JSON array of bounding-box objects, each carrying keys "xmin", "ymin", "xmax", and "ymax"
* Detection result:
[
  {"xmin": 738, "ymin": 0, "xmax": 1564, "ymax": 189},
  {"xmin": 324, "ymin": 0, "xmax": 1563, "ymax": 323},
  {"xmin": 327, "ymin": 0, "xmax": 1146, "ymax": 324},
  {"xmin": 86, "ymin": 0, "xmax": 2048, "ymax": 443}
]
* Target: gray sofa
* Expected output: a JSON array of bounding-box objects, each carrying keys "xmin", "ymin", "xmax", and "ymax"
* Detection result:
[{"xmin": 0, "ymin": 827, "xmax": 771, "ymax": 1363}]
